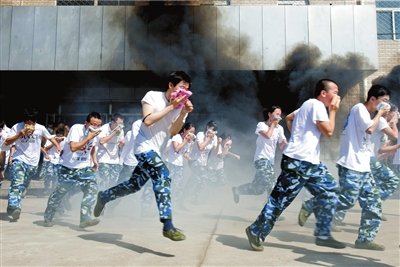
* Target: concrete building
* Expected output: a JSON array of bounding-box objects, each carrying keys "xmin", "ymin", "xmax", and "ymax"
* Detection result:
[{"xmin": 0, "ymin": 0, "xmax": 398, "ymax": 165}]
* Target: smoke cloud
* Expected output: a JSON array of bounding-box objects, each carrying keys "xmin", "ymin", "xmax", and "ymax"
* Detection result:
[
  {"xmin": 372, "ymin": 65, "xmax": 400, "ymax": 106},
  {"xmin": 282, "ymin": 44, "xmax": 374, "ymax": 105}
]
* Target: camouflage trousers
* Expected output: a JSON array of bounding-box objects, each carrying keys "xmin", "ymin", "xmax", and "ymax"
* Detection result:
[
  {"xmin": 166, "ymin": 162, "xmax": 185, "ymax": 203},
  {"xmin": 99, "ymin": 150, "xmax": 173, "ymax": 221},
  {"xmin": 40, "ymin": 161, "xmax": 60, "ymax": 191},
  {"xmin": 44, "ymin": 165, "xmax": 98, "ymax": 223},
  {"xmin": 238, "ymin": 159, "xmax": 275, "ymax": 197},
  {"xmin": 370, "ymin": 158, "xmax": 400, "ymax": 201},
  {"xmin": 7, "ymin": 160, "xmax": 38, "ymax": 213},
  {"xmin": 97, "ymin": 163, "xmax": 123, "ymax": 191},
  {"xmin": 249, "ymin": 155, "xmax": 338, "ymax": 241},
  {"xmin": 334, "ymin": 165, "xmax": 382, "ymax": 242},
  {"xmin": 187, "ymin": 160, "xmax": 210, "ymax": 203}
]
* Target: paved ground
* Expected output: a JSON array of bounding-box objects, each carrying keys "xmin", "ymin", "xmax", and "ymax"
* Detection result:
[{"xmin": 0, "ymin": 180, "xmax": 399, "ymax": 267}]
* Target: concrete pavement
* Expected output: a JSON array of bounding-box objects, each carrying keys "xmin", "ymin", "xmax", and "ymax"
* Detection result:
[{"xmin": 0, "ymin": 180, "xmax": 399, "ymax": 267}]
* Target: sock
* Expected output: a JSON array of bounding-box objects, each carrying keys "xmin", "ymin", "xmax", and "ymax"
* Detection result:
[
  {"xmin": 317, "ymin": 236, "xmax": 329, "ymax": 240},
  {"xmin": 163, "ymin": 219, "xmax": 174, "ymax": 231}
]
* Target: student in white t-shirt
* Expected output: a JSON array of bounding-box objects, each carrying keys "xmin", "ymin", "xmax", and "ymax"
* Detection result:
[
  {"xmin": 96, "ymin": 113, "xmax": 125, "ymax": 190},
  {"xmin": 208, "ymin": 133, "xmax": 240, "ymax": 187},
  {"xmin": 245, "ymin": 79, "xmax": 344, "ymax": 251},
  {"xmin": 186, "ymin": 120, "xmax": 218, "ymax": 204},
  {"xmin": 4, "ymin": 108, "xmax": 61, "ymax": 222},
  {"xmin": 43, "ymin": 112, "xmax": 102, "ymax": 228},
  {"xmin": 40, "ymin": 127, "xmax": 66, "ymax": 194},
  {"xmin": 0, "ymin": 120, "xmax": 11, "ymax": 183},
  {"xmin": 164, "ymin": 122, "xmax": 195, "ymax": 206},
  {"xmin": 117, "ymin": 119, "xmax": 141, "ymax": 183},
  {"xmin": 232, "ymin": 106, "xmax": 287, "ymax": 203},
  {"xmin": 94, "ymin": 71, "xmax": 193, "ymax": 242}
]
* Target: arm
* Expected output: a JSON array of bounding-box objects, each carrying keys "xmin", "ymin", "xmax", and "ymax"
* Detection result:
[
  {"xmin": 285, "ymin": 112, "xmax": 295, "ymax": 133},
  {"xmin": 70, "ymin": 131, "xmax": 100, "ymax": 153},
  {"xmin": 366, "ymin": 108, "xmax": 389, "ymax": 135},
  {"xmin": 90, "ymin": 146, "xmax": 99, "ymax": 170},
  {"xmin": 259, "ymin": 120, "xmax": 280, "ymax": 139},
  {"xmin": 317, "ymin": 94, "xmax": 340, "ymax": 137}
]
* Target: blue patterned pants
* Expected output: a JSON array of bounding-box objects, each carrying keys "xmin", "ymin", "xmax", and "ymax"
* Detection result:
[
  {"xmin": 334, "ymin": 165, "xmax": 382, "ymax": 242},
  {"xmin": 249, "ymin": 155, "xmax": 338, "ymax": 241},
  {"xmin": 44, "ymin": 165, "xmax": 98, "ymax": 223},
  {"xmin": 238, "ymin": 159, "xmax": 275, "ymax": 196},
  {"xmin": 97, "ymin": 163, "xmax": 123, "ymax": 190},
  {"xmin": 370, "ymin": 158, "xmax": 400, "ymax": 201},
  {"xmin": 7, "ymin": 160, "xmax": 38, "ymax": 213},
  {"xmin": 99, "ymin": 150, "xmax": 172, "ymax": 222},
  {"xmin": 40, "ymin": 161, "xmax": 60, "ymax": 191}
]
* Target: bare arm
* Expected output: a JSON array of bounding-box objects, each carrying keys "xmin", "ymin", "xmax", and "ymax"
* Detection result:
[
  {"xmin": 70, "ymin": 131, "xmax": 100, "ymax": 152},
  {"xmin": 285, "ymin": 112, "xmax": 295, "ymax": 133}
]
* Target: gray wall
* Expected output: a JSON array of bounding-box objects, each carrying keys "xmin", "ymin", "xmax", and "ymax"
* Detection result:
[{"xmin": 0, "ymin": 5, "xmax": 378, "ymax": 70}]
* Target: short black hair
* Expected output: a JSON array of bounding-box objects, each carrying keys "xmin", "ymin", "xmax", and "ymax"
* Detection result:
[
  {"xmin": 23, "ymin": 108, "xmax": 39, "ymax": 122},
  {"xmin": 314, "ymin": 79, "xmax": 338, "ymax": 97},
  {"xmin": 167, "ymin": 71, "xmax": 192, "ymax": 89},
  {"xmin": 367, "ymin": 84, "xmax": 391, "ymax": 101},
  {"xmin": 86, "ymin": 112, "xmax": 102, "ymax": 123}
]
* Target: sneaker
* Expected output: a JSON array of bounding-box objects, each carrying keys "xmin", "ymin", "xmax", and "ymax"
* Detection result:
[
  {"xmin": 315, "ymin": 236, "xmax": 346, "ymax": 249},
  {"xmin": 79, "ymin": 218, "xmax": 100, "ymax": 228},
  {"xmin": 232, "ymin": 187, "xmax": 240, "ymax": 204},
  {"xmin": 94, "ymin": 192, "xmax": 105, "ymax": 217},
  {"xmin": 298, "ymin": 204, "xmax": 311, "ymax": 226},
  {"xmin": 245, "ymin": 226, "xmax": 263, "ymax": 251},
  {"xmin": 43, "ymin": 220, "xmax": 54, "ymax": 227},
  {"xmin": 10, "ymin": 209, "xmax": 21, "ymax": 221},
  {"xmin": 355, "ymin": 240, "xmax": 385, "ymax": 251},
  {"xmin": 163, "ymin": 228, "xmax": 186, "ymax": 241}
]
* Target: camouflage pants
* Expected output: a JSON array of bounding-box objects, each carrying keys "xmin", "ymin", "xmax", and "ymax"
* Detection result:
[
  {"xmin": 7, "ymin": 160, "xmax": 38, "ymax": 213},
  {"xmin": 97, "ymin": 163, "xmax": 123, "ymax": 191},
  {"xmin": 249, "ymin": 155, "xmax": 338, "ymax": 241},
  {"xmin": 238, "ymin": 159, "xmax": 275, "ymax": 196},
  {"xmin": 40, "ymin": 161, "xmax": 60, "ymax": 190},
  {"xmin": 187, "ymin": 160, "xmax": 209, "ymax": 202},
  {"xmin": 166, "ymin": 162, "xmax": 185, "ymax": 202},
  {"xmin": 334, "ymin": 165, "xmax": 381, "ymax": 242},
  {"xmin": 117, "ymin": 164, "xmax": 135, "ymax": 183},
  {"xmin": 370, "ymin": 158, "xmax": 400, "ymax": 201},
  {"xmin": 44, "ymin": 166, "xmax": 98, "ymax": 223},
  {"xmin": 99, "ymin": 150, "xmax": 173, "ymax": 221}
]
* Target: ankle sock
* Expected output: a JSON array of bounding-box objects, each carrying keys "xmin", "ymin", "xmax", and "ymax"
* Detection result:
[{"xmin": 163, "ymin": 219, "xmax": 174, "ymax": 231}]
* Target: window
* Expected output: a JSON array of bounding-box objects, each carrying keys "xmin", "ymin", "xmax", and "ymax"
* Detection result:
[{"xmin": 376, "ymin": 0, "xmax": 400, "ymax": 40}]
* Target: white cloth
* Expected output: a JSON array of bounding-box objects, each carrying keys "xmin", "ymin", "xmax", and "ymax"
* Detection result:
[
  {"xmin": 336, "ymin": 103, "xmax": 374, "ymax": 172},
  {"xmin": 59, "ymin": 124, "xmax": 99, "ymax": 169},
  {"xmin": 9, "ymin": 122, "xmax": 52, "ymax": 166},
  {"xmin": 97, "ymin": 123, "xmax": 124, "ymax": 164},
  {"xmin": 134, "ymin": 91, "xmax": 183, "ymax": 155},
  {"xmin": 253, "ymin": 121, "xmax": 286, "ymax": 162},
  {"xmin": 119, "ymin": 120, "xmax": 141, "ymax": 167},
  {"xmin": 283, "ymin": 98, "xmax": 329, "ymax": 164}
]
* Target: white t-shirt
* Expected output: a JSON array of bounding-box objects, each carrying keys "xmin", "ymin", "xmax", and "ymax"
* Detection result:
[
  {"xmin": 189, "ymin": 131, "xmax": 218, "ymax": 166},
  {"xmin": 164, "ymin": 133, "xmax": 192, "ymax": 167},
  {"xmin": 369, "ymin": 117, "xmax": 389, "ymax": 157},
  {"xmin": 59, "ymin": 124, "xmax": 99, "ymax": 169},
  {"xmin": 119, "ymin": 120, "xmax": 141, "ymax": 167},
  {"xmin": 43, "ymin": 134, "xmax": 66, "ymax": 164},
  {"xmin": 97, "ymin": 123, "xmax": 124, "ymax": 164},
  {"xmin": 207, "ymin": 144, "xmax": 224, "ymax": 170},
  {"xmin": 0, "ymin": 125, "xmax": 11, "ymax": 152},
  {"xmin": 9, "ymin": 122, "xmax": 52, "ymax": 166},
  {"xmin": 254, "ymin": 122, "xmax": 286, "ymax": 162},
  {"xmin": 392, "ymin": 137, "xmax": 400, "ymax": 165},
  {"xmin": 134, "ymin": 91, "xmax": 182, "ymax": 155},
  {"xmin": 283, "ymin": 98, "xmax": 329, "ymax": 164},
  {"xmin": 336, "ymin": 103, "xmax": 373, "ymax": 172}
]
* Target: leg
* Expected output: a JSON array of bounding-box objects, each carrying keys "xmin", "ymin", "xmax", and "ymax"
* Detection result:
[{"xmin": 237, "ymin": 159, "xmax": 275, "ymax": 196}]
